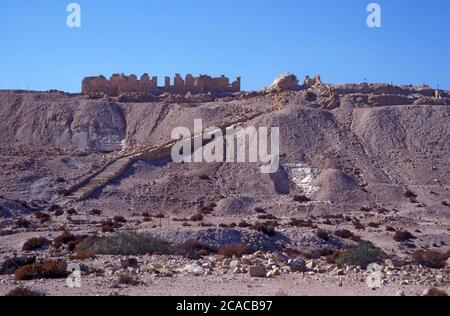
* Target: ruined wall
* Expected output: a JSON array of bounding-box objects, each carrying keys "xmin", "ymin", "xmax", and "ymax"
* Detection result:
[
  {"xmin": 82, "ymin": 73, "xmax": 241, "ymax": 96},
  {"xmin": 304, "ymin": 75, "xmax": 322, "ymax": 86}
]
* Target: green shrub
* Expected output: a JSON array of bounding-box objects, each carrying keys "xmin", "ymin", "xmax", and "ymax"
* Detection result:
[
  {"xmin": 334, "ymin": 242, "xmax": 383, "ymax": 269},
  {"xmin": 76, "ymin": 233, "xmax": 176, "ymax": 256}
]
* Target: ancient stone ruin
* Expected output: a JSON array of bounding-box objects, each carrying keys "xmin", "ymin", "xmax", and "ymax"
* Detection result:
[{"xmin": 82, "ymin": 73, "xmax": 241, "ymax": 96}]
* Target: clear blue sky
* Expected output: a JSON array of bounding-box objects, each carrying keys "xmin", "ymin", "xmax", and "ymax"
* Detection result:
[{"xmin": 0, "ymin": 0, "xmax": 448, "ymax": 92}]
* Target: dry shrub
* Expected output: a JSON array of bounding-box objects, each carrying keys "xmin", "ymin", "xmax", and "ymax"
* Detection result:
[
  {"xmin": 316, "ymin": 229, "xmax": 330, "ymax": 241},
  {"xmin": 218, "ymin": 244, "xmax": 255, "ymax": 258},
  {"xmin": 393, "ymin": 230, "xmax": 416, "ymax": 242},
  {"xmin": 0, "ymin": 256, "xmax": 36, "ymax": 275},
  {"xmin": 386, "ymin": 226, "xmax": 396, "ymax": 232},
  {"xmin": 412, "ymin": 250, "xmax": 449, "ymax": 269},
  {"xmin": 22, "ymin": 237, "xmax": 50, "ymax": 251},
  {"xmin": 190, "ymin": 213, "xmax": 204, "ymax": 222},
  {"xmin": 66, "ymin": 208, "xmax": 78, "ymax": 216},
  {"xmin": 46, "ymin": 204, "xmax": 61, "ymax": 213},
  {"xmin": 154, "ymin": 214, "xmax": 165, "ymax": 219},
  {"xmin": 6, "ymin": 287, "xmax": 45, "ymax": 297},
  {"xmin": 252, "ymin": 222, "xmax": 276, "ymax": 236},
  {"xmin": 289, "ymin": 218, "xmax": 314, "ymax": 228},
  {"xmin": 15, "ymin": 260, "xmax": 69, "ymax": 280},
  {"xmin": 367, "ymin": 222, "xmax": 380, "ymax": 228},
  {"xmin": 422, "ymin": 287, "xmax": 448, "ymax": 297},
  {"xmin": 177, "ymin": 240, "xmax": 216, "ymax": 258},
  {"xmin": 141, "ymin": 211, "xmax": 150, "ymax": 217},
  {"xmin": 113, "ymin": 216, "xmax": 127, "ymax": 223},
  {"xmin": 293, "ymin": 195, "xmax": 311, "ymax": 203},
  {"xmin": 254, "ymin": 208, "xmax": 266, "ymax": 214},
  {"xmin": 34, "ymin": 212, "xmax": 51, "ymax": 224},
  {"xmin": 334, "ymin": 229, "xmax": 360, "ymax": 241},
  {"xmin": 238, "ymin": 221, "xmax": 251, "ymax": 228},
  {"xmin": 90, "ymin": 209, "xmax": 102, "ymax": 216},
  {"xmin": 257, "ymin": 214, "xmax": 278, "ymax": 220},
  {"xmin": 101, "ymin": 219, "xmax": 123, "ymax": 233},
  {"xmin": 15, "ymin": 218, "xmax": 31, "ymax": 229},
  {"xmin": 404, "ymin": 190, "xmax": 417, "ymax": 199},
  {"xmin": 118, "ymin": 273, "xmax": 140, "ymax": 286},
  {"xmin": 54, "ymin": 210, "xmax": 64, "ymax": 217}
]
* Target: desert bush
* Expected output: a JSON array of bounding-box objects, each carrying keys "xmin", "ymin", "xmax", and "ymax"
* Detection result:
[
  {"xmin": 46, "ymin": 204, "xmax": 61, "ymax": 212},
  {"xmin": 6, "ymin": 287, "xmax": 45, "ymax": 297},
  {"xmin": 34, "ymin": 212, "xmax": 51, "ymax": 224},
  {"xmin": 66, "ymin": 208, "xmax": 78, "ymax": 216},
  {"xmin": 15, "ymin": 260, "xmax": 69, "ymax": 280},
  {"xmin": 90, "ymin": 209, "xmax": 102, "ymax": 216},
  {"xmin": 238, "ymin": 221, "xmax": 251, "ymax": 228},
  {"xmin": 316, "ymin": 229, "xmax": 330, "ymax": 241},
  {"xmin": 70, "ymin": 250, "xmax": 95, "ymax": 260},
  {"xmin": 254, "ymin": 208, "xmax": 266, "ymax": 214},
  {"xmin": 412, "ymin": 250, "xmax": 449, "ymax": 269},
  {"xmin": 141, "ymin": 211, "xmax": 150, "ymax": 217},
  {"xmin": 334, "ymin": 229, "xmax": 359, "ymax": 241},
  {"xmin": 22, "ymin": 237, "xmax": 50, "ymax": 251},
  {"xmin": 76, "ymin": 233, "xmax": 176, "ymax": 256},
  {"xmin": 117, "ymin": 273, "xmax": 140, "ymax": 286},
  {"xmin": 393, "ymin": 230, "xmax": 416, "ymax": 242},
  {"xmin": 403, "ymin": 190, "xmax": 417, "ymax": 199},
  {"xmin": 385, "ymin": 226, "xmax": 396, "ymax": 232},
  {"xmin": 218, "ymin": 244, "xmax": 255, "ymax": 258},
  {"xmin": 257, "ymin": 214, "xmax": 278, "ymax": 220},
  {"xmin": 0, "ymin": 256, "xmax": 36, "ymax": 275},
  {"xmin": 293, "ymin": 195, "xmax": 311, "ymax": 203},
  {"xmin": 332, "ymin": 242, "xmax": 383, "ymax": 269},
  {"xmin": 289, "ymin": 218, "xmax": 314, "ymax": 228},
  {"xmin": 177, "ymin": 240, "xmax": 216, "ymax": 259},
  {"xmin": 422, "ymin": 287, "xmax": 448, "ymax": 297},
  {"xmin": 54, "ymin": 210, "xmax": 64, "ymax": 217},
  {"xmin": 190, "ymin": 214, "xmax": 204, "ymax": 222},
  {"xmin": 15, "ymin": 218, "xmax": 31, "ymax": 229},
  {"xmin": 113, "ymin": 216, "xmax": 127, "ymax": 223},
  {"xmin": 154, "ymin": 214, "xmax": 165, "ymax": 219},
  {"xmin": 252, "ymin": 222, "xmax": 276, "ymax": 236}
]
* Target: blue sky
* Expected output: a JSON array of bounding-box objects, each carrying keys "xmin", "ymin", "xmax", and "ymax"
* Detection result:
[{"xmin": 0, "ymin": 0, "xmax": 448, "ymax": 92}]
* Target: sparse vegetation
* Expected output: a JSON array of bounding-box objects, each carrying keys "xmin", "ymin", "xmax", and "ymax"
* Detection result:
[
  {"xmin": 316, "ymin": 229, "xmax": 330, "ymax": 241},
  {"xmin": 331, "ymin": 242, "xmax": 383, "ymax": 269},
  {"xmin": 252, "ymin": 222, "xmax": 276, "ymax": 236},
  {"xmin": 76, "ymin": 233, "xmax": 176, "ymax": 256},
  {"xmin": 218, "ymin": 244, "xmax": 255, "ymax": 258},
  {"xmin": 293, "ymin": 195, "xmax": 311, "ymax": 203},
  {"xmin": 0, "ymin": 256, "xmax": 36, "ymax": 275},
  {"xmin": 22, "ymin": 237, "xmax": 50, "ymax": 251},
  {"xmin": 393, "ymin": 230, "xmax": 416, "ymax": 242},
  {"xmin": 238, "ymin": 221, "xmax": 251, "ymax": 228},
  {"xmin": 118, "ymin": 273, "xmax": 140, "ymax": 286},
  {"xmin": 34, "ymin": 212, "xmax": 51, "ymax": 224},
  {"xmin": 412, "ymin": 250, "xmax": 449, "ymax": 269},
  {"xmin": 6, "ymin": 287, "xmax": 46, "ymax": 297},
  {"xmin": 90, "ymin": 209, "xmax": 102, "ymax": 216},
  {"xmin": 15, "ymin": 260, "xmax": 69, "ymax": 280},
  {"xmin": 177, "ymin": 240, "xmax": 216, "ymax": 258},
  {"xmin": 113, "ymin": 215, "xmax": 127, "ymax": 223},
  {"xmin": 334, "ymin": 229, "xmax": 360, "ymax": 241},
  {"xmin": 15, "ymin": 217, "xmax": 31, "ymax": 229},
  {"xmin": 190, "ymin": 213, "xmax": 204, "ymax": 222},
  {"xmin": 66, "ymin": 208, "xmax": 78, "ymax": 216}
]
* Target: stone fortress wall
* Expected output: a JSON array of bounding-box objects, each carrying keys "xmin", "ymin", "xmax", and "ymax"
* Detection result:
[{"xmin": 82, "ymin": 73, "xmax": 241, "ymax": 96}]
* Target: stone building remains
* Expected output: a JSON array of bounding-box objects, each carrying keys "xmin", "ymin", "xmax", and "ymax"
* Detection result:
[{"xmin": 82, "ymin": 73, "xmax": 241, "ymax": 96}]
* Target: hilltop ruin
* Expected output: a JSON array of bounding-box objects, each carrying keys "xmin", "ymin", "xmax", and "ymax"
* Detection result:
[{"xmin": 82, "ymin": 73, "xmax": 241, "ymax": 96}]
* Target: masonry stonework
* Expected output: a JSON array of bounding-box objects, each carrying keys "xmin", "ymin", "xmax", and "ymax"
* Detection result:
[{"xmin": 82, "ymin": 73, "xmax": 241, "ymax": 96}]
